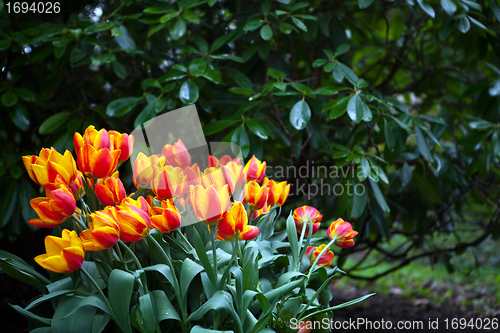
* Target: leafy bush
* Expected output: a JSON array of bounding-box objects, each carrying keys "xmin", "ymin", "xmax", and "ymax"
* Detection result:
[{"xmin": 1, "ymin": 0, "xmax": 499, "ymax": 281}]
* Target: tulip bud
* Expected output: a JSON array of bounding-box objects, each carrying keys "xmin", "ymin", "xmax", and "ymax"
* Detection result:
[
  {"xmin": 34, "ymin": 229, "xmax": 85, "ymax": 273},
  {"xmin": 162, "ymin": 139, "xmax": 191, "ymax": 168},
  {"xmin": 109, "ymin": 130, "xmax": 134, "ymax": 163},
  {"xmin": 81, "ymin": 207, "xmax": 120, "ymax": 251},
  {"xmin": 243, "ymin": 181, "xmax": 268, "ymax": 210},
  {"xmin": 22, "ymin": 148, "xmax": 77, "ymax": 186},
  {"xmin": 244, "ymin": 155, "xmax": 266, "ymax": 183},
  {"xmin": 216, "ymin": 202, "xmax": 259, "ymax": 241},
  {"xmin": 293, "ymin": 206, "xmax": 322, "ymax": 236},
  {"xmin": 305, "ymin": 244, "xmax": 335, "ymax": 267},
  {"xmin": 327, "ymin": 218, "xmax": 358, "ymax": 248},
  {"xmin": 95, "ymin": 172, "xmax": 126, "ymax": 206}
]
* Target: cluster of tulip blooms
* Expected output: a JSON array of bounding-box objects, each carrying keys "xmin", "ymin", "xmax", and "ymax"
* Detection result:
[{"xmin": 22, "ymin": 125, "xmax": 358, "ymax": 274}]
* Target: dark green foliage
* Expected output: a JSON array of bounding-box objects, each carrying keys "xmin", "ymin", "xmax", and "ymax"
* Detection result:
[{"xmin": 0, "ymin": 0, "xmax": 499, "ymax": 279}]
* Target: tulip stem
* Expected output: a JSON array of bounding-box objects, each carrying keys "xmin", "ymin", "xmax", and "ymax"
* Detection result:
[
  {"xmin": 71, "ymin": 215, "xmax": 87, "ymax": 230},
  {"xmin": 81, "ymin": 266, "xmax": 114, "ymax": 318},
  {"xmin": 297, "ymin": 217, "xmax": 314, "ymax": 271},
  {"xmin": 305, "ymin": 238, "xmax": 336, "ymax": 284},
  {"xmin": 178, "ymin": 229, "xmax": 195, "ymax": 252},
  {"xmin": 209, "ymin": 224, "xmax": 218, "ymax": 289}
]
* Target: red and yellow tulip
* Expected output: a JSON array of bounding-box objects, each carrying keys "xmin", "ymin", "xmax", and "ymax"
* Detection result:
[
  {"xmin": 251, "ymin": 204, "xmax": 271, "ymax": 219},
  {"xmin": 152, "ymin": 164, "xmax": 187, "ymax": 199},
  {"xmin": 29, "ymin": 177, "xmax": 76, "ymax": 228},
  {"xmin": 327, "ymin": 218, "xmax": 358, "ymax": 248},
  {"xmin": 23, "ymin": 148, "xmax": 77, "ymax": 187},
  {"xmin": 208, "ymin": 155, "xmax": 241, "ymax": 168},
  {"xmin": 95, "ymin": 172, "xmax": 126, "ymax": 206},
  {"xmin": 74, "ymin": 126, "xmax": 121, "ymax": 179},
  {"xmin": 305, "ymin": 244, "xmax": 335, "ymax": 267},
  {"xmin": 225, "ymin": 161, "xmax": 245, "ymax": 188},
  {"xmin": 189, "ymin": 184, "xmax": 230, "ymax": 225},
  {"xmin": 162, "ymin": 139, "xmax": 191, "ymax": 169},
  {"xmin": 148, "ymin": 197, "xmax": 181, "ymax": 233},
  {"xmin": 109, "ymin": 130, "xmax": 134, "ymax": 164},
  {"xmin": 262, "ymin": 177, "xmax": 290, "ymax": 207},
  {"xmin": 244, "ymin": 155, "xmax": 266, "ymax": 183},
  {"xmin": 80, "ymin": 207, "xmax": 120, "ymax": 251},
  {"xmin": 132, "ymin": 153, "xmax": 163, "ymax": 189},
  {"xmin": 293, "ymin": 206, "xmax": 323, "ymax": 236},
  {"xmin": 183, "ymin": 163, "xmax": 203, "ymax": 186},
  {"xmin": 243, "ymin": 181, "xmax": 268, "ymax": 210},
  {"xmin": 34, "ymin": 229, "xmax": 85, "ymax": 273},
  {"xmin": 216, "ymin": 202, "xmax": 259, "ymax": 241},
  {"xmin": 114, "ymin": 197, "xmax": 151, "ymax": 242},
  {"xmin": 69, "ymin": 171, "xmax": 85, "ymax": 198},
  {"xmin": 201, "ymin": 166, "xmax": 235, "ymax": 195}
]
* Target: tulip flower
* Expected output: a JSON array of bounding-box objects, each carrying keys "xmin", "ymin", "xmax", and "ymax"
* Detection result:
[
  {"xmin": 189, "ymin": 184, "xmax": 230, "ymax": 225},
  {"xmin": 109, "ymin": 130, "xmax": 134, "ymax": 164},
  {"xmin": 327, "ymin": 218, "xmax": 358, "ymax": 248},
  {"xmin": 69, "ymin": 171, "xmax": 85, "ymax": 198},
  {"xmin": 293, "ymin": 206, "xmax": 323, "ymax": 236},
  {"xmin": 29, "ymin": 177, "xmax": 76, "ymax": 228},
  {"xmin": 262, "ymin": 178, "xmax": 290, "ymax": 207},
  {"xmin": 133, "ymin": 153, "xmax": 164, "ymax": 189},
  {"xmin": 201, "ymin": 166, "xmax": 235, "ymax": 194},
  {"xmin": 225, "ymin": 161, "xmax": 245, "ymax": 187},
  {"xmin": 148, "ymin": 198, "xmax": 181, "ymax": 233},
  {"xmin": 216, "ymin": 202, "xmax": 259, "ymax": 241},
  {"xmin": 74, "ymin": 126, "xmax": 121, "ymax": 179},
  {"xmin": 114, "ymin": 197, "xmax": 151, "ymax": 242},
  {"xmin": 184, "ymin": 163, "xmax": 203, "ymax": 186},
  {"xmin": 243, "ymin": 181, "xmax": 268, "ymax": 210},
  {"xmin": 305, "ymin": 244, "xmax": 335, "ymax": 267},
  {"xmin": 244, "ymin": 155, "xmax": 266, "ymax": 183},
  {"xmin": 80, "ymin": 207, "xmax": 120, "ymax": 251},
  {"xmin": 152, "ymin": 164, "xmax": 187, "ymax": 199},
  {"xmin": 95, "ymin": 172, "xmax": 126, "ymax": 206},
  {"xmin": 162, "ymin": 139, "xmax": 191, "ymax": 169},
  {"xmin": 23, "ymin": 147, "xmax": 77, "ymax": 186},
  {"xmin": 208, "ymin": 155, "xmax": 241, "ymax": 168},
  {"xmin": 251, "ymin": 204, "xmax": 271, "ymax": 219},
  {"xmin": 34, "ymin": 229, "xmax": 85, "ymax": 273}
]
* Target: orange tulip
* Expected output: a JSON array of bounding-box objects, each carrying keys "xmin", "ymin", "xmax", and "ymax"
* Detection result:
[
  {"xmin": 29, "ymin": 177, "xmax": 76, "ymax": 228},
  {"xmin": 114, "ymin": 197, "xmax": 151, "ymax": 242},
  {"xmin": 244, "ymin": 155, "xmax": 266, "ymax": 183},
  {"xmin": 243, "ymin": 181, "xmax": 268, "ymax": 210},
  {"xmin": 293, "ymin": 206, "xmax": 322, "ymax": 236},
  {"xmin": 74, "ymin": 126, "xmax": 121, "ymax": 179},
  {"xmin": 109, "ymin": 130, "xmax": 134, "ymax": 164},
  {"xmin": 327, "ymin": 218, "xmax": 358, "ymax": 248},
  {"xmin": 152, "ymin": 164, "xmax": 187, "ymax": 199},
  {"xmin": 133, "ymin": 153, "xmax": 164, "ymax": 189},
  {"xmin": 80, "ymin": 207, "xmax": 120, "ymax": 251},
  {"xmin": 162, "ymin": 139, "xmax": 191, "ymax": 168},
  {"xmin": 148, "ymin": 197, "xmax": 181, "ymax": 233},
  {"xmin": 69, "ymin": 171, "xmax": 85, "ymax": 198},
  {"xmin": 216, "ymin": 202, "xmax": 259, "ymax": 241},
  {"xmin": 34, "ymin": 229, "xmax": 85, "ymax": 273},
  {"xmin": 305, "ymin": 244, "xmax": 335, "ymax": 267},
  {"xmin": 189, "ymin": 184, "xmax": 230, "ymax": 225},
  {"xmin": 95, "ymin": 172, "xmax": 126, "ymax": 206},
  {"xmin": 22, "ymin": 147, "xmax": 77, "ymax": 186},
  {"xmin": 262, "ymin": 177, "xmax": 290, "ymax": 207}
]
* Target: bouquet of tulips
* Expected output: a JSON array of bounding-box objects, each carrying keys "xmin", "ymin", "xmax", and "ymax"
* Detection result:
[{"xmin": 2, "ymin": 124, "xmax": 371, "ymax": 333}]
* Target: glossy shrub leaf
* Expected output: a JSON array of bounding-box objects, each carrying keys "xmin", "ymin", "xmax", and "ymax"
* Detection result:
[
  {"xmin": 384, "ymin": 119, "xmax": 395, "ymax": 149},
  {"xmin": 189, "ymin": 58, "xmax": 207, "ymax": 77},
  {"xmin": 415, "ymin": 126, "xmax": 432, "ymax": 161},
  {"xmin": 246, "ymin": 118, "xmax": 269, "ymax": 139},
  {"xmin": 417, "ymin": 0, "xmax": 435, "ymax": 18},
  {"xmin": 457, "ymin": 16, "xmax": 470, "ymax": 33},
  {"xmin": 231, "ymin": 126, "xmax": 250, "ymax": 157},
  {"xmin": 441, "ymin": 0, "xmax": 457, "ymax": 15},
  {"xmin": 359, "ymin": 0, "xmax": 374, "ymax": 9},
  {"xmin": 369, "ymin": 179, "xmax": 390, "ymax": 213},
  {"xmin": 179, "ymin": 81, "xmax": 199, "ymax": 104},
  {"xmin": 39, "ymin": 111, "xmax": 71, "ymax": 134},
  {"xmin": 106, "ymin": 97, "xmax": 139, "ymax": 117},
  {"xmin": 2, "ymin": 91, "xmax": 17, "ymax": 107},
  {"xmin": 347, "ymin": 95, "xmax": 363, "ymax": 123},
  {"xmin": 9, "ymin": 104, "xmax": 30, "ymax": 131},
  {"xmin": 204, "ymin": 120, "xmax": 236, "ymax": 136},
  {"xmin": 168, "ymin": 17, "xmax": 187, "ymax": 40},
  {"xmin": 289, "ymin": 100, "xmax": 311, "ymax": 130},
  {"xmin": 260, "ymin": 25, "xmax": 273, "ymax": 41}
]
